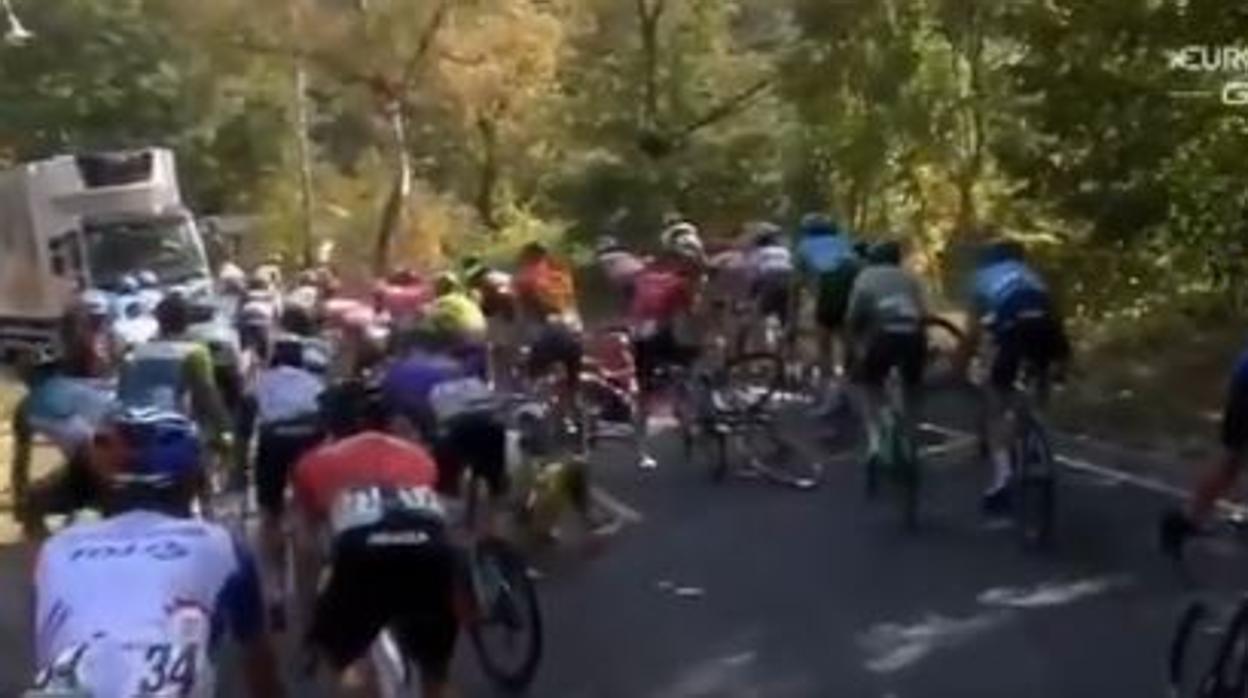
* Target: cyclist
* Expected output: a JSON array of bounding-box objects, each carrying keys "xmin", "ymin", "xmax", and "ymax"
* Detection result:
[
  {"xmin": 423, "ymin": 271, "xmax": 490, "ymax": 376},
  {"xmin": 628, "ymin": 236, "xmax": 705, "ymax": 469},
  {"xmin": 593, "ymin": 235, "xmax": 646, "ymax": 307},
  {"xmin": 291, "ymin": 382, "xmax": 460, "ymax": 698},
  {"xmin": 966, "ymin": 236, "xmax": 1070, "ymax": 513},
  {"xmin": 1162, "ymin": 349, "xmax": 1248, "ymax": 557},
  {"xmin": 514, "ymin": 242, "xmax": 585, "ymax": 401},
  {"xmin": 793, "ymin": 212, "xmax": 863, "ymax": 412},
  {"xmin": 375, "ymin": 266, "xmax": 433, "ymax": 333},
  {"xmin": 744, "ymin": 221, "xmax": 796, "ymax": 350},
  {"xmin": 11, "ymin": 310, "xmax": 116, "ymax": 539},
  {"xmin": 247, "ymin": 309, "xmax": 327, "ymax": 626},
  {"xmin": 464, "ymin": 257, "xmax": 521, "ymax": 387},
  {"xmin": 117, "ymin": 294, "xmax": 234, "ymax": 453},
  {"xmin": 845, "ymin": 240, "xmax": 928, "ymax": 465},
  {"xmin": 31, "ymin": 407, "xmax": 283, "ymax": 697}
]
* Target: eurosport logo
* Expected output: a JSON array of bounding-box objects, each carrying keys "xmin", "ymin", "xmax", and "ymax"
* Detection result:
[{"xmin": 1167, "ymin": 46, "xmax": 1248, "ymax": 107}]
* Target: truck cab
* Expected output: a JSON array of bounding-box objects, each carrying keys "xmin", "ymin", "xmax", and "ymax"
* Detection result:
[{"xmin": 0, "ymin": 148, "xmax": 211, "ymax": 359}]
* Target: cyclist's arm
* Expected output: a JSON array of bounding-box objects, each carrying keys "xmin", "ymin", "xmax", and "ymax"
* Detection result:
[
  {"xmin": 184, "ymin": 348, "xmax": 233, "ymax": 440},
  {"xmin": 221, "ymin": 538, "xmax": 286, "ymax": 697}
]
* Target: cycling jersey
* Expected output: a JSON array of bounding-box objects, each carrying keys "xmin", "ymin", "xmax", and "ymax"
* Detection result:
[
  {"xmin": 628, "ymin": 263, "xmax": 694, "ymax": 331},
  {"xmin": 23, "ymin": 376, "xmax": 116, "ymax": 457},
  {"xmin": 747, "ymin": 244, "xmax": 795, "ymax": 279},
  {"xmin": 846, "ymin": 267, "xmax": 926, "ymax": 335},
  {"xmin": 515, "ymin": 257, "xmax": 577, "ymax": 317},
  {"xmin": 376, "ymin": 281, "xmax": 432, "ymax": 320},
  {"xmin": 382, "ymin": 352, "xmax": 466, "ymax": 427},
  {"xmin": 598, "ymin": 249, "xmax": 645, "ymax": 289},
  {"xmin": 293, "ymin": 432, "xmax": 439, "ymax": 521},
  {"xmin": 796, "ymin": 233, "xmax": 855, "ymax": 275},
  {"xmin": 33, "ymin": 511, "xmax": 263, "ymax": 698},
  {"xmin": 970, "ymin": 260, "xmax": 1051, "ymax": 331},
  {"xmin": 253, "ymin": 366, "xmax": 324, "ymax": 426},
  {"xmin": 118, "ymin": 340, "xmax": 214, "ymax": 414}
]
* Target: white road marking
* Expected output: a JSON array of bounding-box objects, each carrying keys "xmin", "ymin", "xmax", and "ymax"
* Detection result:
[
  {"xmin": 918, "ymin": 422, "xmax": 1248, "ymax": 519},
  {"xmin": 591, "ymin": 486, "xmax": 644, "ymax": 524}
]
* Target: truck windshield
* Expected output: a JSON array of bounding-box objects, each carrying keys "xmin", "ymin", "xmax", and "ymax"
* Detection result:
[{"xmin": 84, "ymin": 218, "xmax": 208, "ymax": 290}]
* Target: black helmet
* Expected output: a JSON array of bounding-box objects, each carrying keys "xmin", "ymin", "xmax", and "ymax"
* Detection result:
[{"xmin": 866, "ymin": 240, "xmax": 903, "ymax": 266}]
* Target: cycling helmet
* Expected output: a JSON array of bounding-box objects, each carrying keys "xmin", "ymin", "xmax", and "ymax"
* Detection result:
[
  {"xmin": 118, "ymin": 275, "xmax": 141, "ymax": 295},
  {"xmin": 97, "ymin": 407, "xmax": 201, "ymax": 490},
  {"xmin": 433, "ymin": 271, "xmax": 462, "ymax": 297},
  {"xmin": 799, "ymin": 212, "xmax": 837, "ymax": 237},
  {"xmin": 594, "ymin": 235, "xmax": 624, "ymax": 257},
  {"xmin": 389, "ymin": 266, "xmax": 418, "ymax": 286},
  {"xmin": 79, "ymin": 290, "xmax": 111, "ymax": 319},
  {"xmin": 137, "ymin": 270, "xmax": 159, "ymax": 288},
  {"xmin": 518, "ymin": 241, "xmax": 548, "ymax": 264},
  {"xmin": 976, "ymin": 238, "xmax": 1026, "ymax": 268},
  {"xmin": 866, "ymin": 240, "xmax": 903, "ymax": 266},
  {"xmin": 748, "ymin": 221, "xmax": 783, "ymax": 248}
]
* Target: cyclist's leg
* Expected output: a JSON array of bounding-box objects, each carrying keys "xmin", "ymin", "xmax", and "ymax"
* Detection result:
[
  {"xmin": 446, "ymin": 413, "xmax": 508, "ymax": 536},
  {"xmin": 255, "ymin": 424, "xmax": 322, "ymax": 626},
  {"xmin": 898, "ymin": 329, "xmax": 928, "ymax": 441},
  {"xmin": 983, "ymin": 327, "xmax": 1022, "ymax": 507},
  {"xmin": 854, "ymin": 334, "xmax": 890, "ymax": 459},
  {"xmin": 306, "ymin": 526, "xmax": 400, "ymax": 696},
  {"xmin": 392, "ymin": 533, "xmax": 459, "ymax": 698}
]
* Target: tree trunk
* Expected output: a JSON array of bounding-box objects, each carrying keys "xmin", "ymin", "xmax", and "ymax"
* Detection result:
[
  {"xmin": 476, "ymin": 115, "xmax": 500, "ymax": 230},
  {"xmin": 293, "ymin": 59, "xmax": 315, "ymax": 268},
  {"xmin": 636, "ymin": 0, "xmax": 665, "ymax": 129},
  {"xmin": 373, "ymin": 103, "xmax": 412, "ymax": 275}
]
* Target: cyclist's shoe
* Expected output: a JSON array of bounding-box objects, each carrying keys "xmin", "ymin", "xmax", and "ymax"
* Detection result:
[
  {"xmin": 980, "ymin": 485, "xmax": 1013, "ymax": 516},
  {"xmin": 638, "ymin": 453, "xmax": 658, "ymax": 470},
  {"xmin": 1160, "ymin": 509, "xmax": 1195, "ymax": 560}
]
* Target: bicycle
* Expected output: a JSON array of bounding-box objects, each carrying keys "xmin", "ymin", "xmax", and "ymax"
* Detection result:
[
  {"xmin": 367, "ymin": 535, "xmax": 544, "ymax": 697},
  {"xmin": 1006, "ymin": 367, "xmax": 1058, "ymax": 550},
  {"xmin": 863, "ymin": 362, "xmax": 921, "ymax": 531},
  {"xmin": 1169, "ymin": 595, "xmax": 1248, "ymax": 698},
  {"xmin": 676, "ymin": 351, "xmax": 820, "ymax": 489}
]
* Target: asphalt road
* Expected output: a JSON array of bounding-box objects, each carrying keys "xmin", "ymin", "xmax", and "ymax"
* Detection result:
[{"xmin": 4, "ymin": 385, "xmax": 1248, "ymax": 697}]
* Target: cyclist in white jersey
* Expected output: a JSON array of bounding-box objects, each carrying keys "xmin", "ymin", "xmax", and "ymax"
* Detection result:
[{"xmin": 29, "ymin": 407, "xmax": 284, "ymax": 697}]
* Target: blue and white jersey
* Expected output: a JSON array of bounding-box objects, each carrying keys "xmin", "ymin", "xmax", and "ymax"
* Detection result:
[
  {"xmin": 34, "ymin": 511, "xmax": 264, "ymax": 698},
  {"xmin": 795, "ymin": 234, "xmax": 854, "ymax": 275},
  {"xmin": 24, "ymin": 376, "xmax": 116, "ymax": 457},
  {"xmin": 970, "ymin": 260, "xmax": 1051, "ymax": 330}
]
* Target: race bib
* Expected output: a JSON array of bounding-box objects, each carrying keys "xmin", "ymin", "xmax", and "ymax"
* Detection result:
[{"xmin": 329, "ymin": 486, "xmax": 444, "ymax": 536}]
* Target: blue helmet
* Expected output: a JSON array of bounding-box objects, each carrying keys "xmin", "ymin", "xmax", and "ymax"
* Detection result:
[
  {"xmin": 799, "ymin": 212, "xmax": 838, "ymax": 238},
  {"xmin": 976, "ymin": 238, "xmax": 1025, "ymax": 269},
  {"xmin": 103, "ymin": 407, "xmax": 201, "ymax": 490}
]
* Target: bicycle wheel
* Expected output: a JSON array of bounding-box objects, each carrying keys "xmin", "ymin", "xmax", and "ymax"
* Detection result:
[
  {"xmin": 721, "ymin": 352, "xmax": 784, "ymax": 414},
  {"xmin": 1168, "ymin": 600, "xmax": 1207, "ymax": 697},
  {"xmin": 468, "ymin": 538, "xmax": 544, "ymax": 692},
  {"xmin": 1202, "ymin": 595, "xmax": 1248, "ymax": 697},
  {"xmin": 739, "ymin": 416, "xmax": 821, "ymax": 490},
  {"xmin": 922, "ymin": 315, "xmax": 967, "ymax": 386},
  {"xmin": 886, "ymin": 408, "xmax": 920, "ymax": 531},
  {"xmin": 1013, "ymin": 413, "xmax": 1057, "ymax": 550}
]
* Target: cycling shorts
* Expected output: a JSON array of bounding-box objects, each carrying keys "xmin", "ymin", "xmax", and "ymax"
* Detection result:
[
  {"xmin": 309, "ymin": 511, "xmax": 459, "ymax": 680},
  {"xmin": 752, "ymin": 271, "xmax": 792, "ymax": 326},
  {"xmin": 632, "ymin": 326, "xmax": 699, "ymax": 393},
  {"xmin": 433, "ymin": 411, "xmax": 508, "ymax": 498},
  {"xmin": 255, "ymin": 421, "xmax": 323, "ymax": 515},
  {"xmin": 815, "ymin": 265, "xmax": 860, "ymax": 330},
  {"xmin": 527, "ymin": 323, "xmax": 584, "ymax": 385},
  {"xmin": 1222, "ymin": 358, "xmax": 1248, "ymax": 455},
  {"xmin": 989, "ymin": 312, "xmax": 1068, "ymax": 391},
  {"xmin": 854, "ymin": 329, "xmax": 926, "ymax": 389}
]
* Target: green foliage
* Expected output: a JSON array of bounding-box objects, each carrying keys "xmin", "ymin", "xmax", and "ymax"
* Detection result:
[{"xmin": 3, "ymin": 0, "xmax": 1248, "ymax": 322}]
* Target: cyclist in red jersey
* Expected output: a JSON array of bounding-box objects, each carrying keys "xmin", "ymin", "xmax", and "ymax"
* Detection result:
[{"xmin": 291, "ymin": 381, "xmax": 460, "ymax": 698}]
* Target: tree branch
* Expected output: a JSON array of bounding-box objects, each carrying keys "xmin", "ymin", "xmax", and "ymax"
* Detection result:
[
  {"xmin": 675, "ymin": 77, "xmax": 772, "ymax": 138},
  {"xmin": 400, "ymin": 0, "xmax": 453, "ymax": 88}
]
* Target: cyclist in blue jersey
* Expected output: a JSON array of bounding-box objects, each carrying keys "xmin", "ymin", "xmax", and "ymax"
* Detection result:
[
  {"xmin": 793, "ymin": 212, "xmax": 863, "ymax": 410},
  {"xmin": 966, "ymin": 237, "xmax": 1070, "ymax": 513},
  {"xmin": 12, "ymin": 305, "xmax": 117, "ymax": 539},
  {"xmin": 1162, "ymin": 351, "xmax": 1248, "ymax": 558},
  {"xmin": 30, "ymin": 407, "xmax": 284, "ymax": 697}
]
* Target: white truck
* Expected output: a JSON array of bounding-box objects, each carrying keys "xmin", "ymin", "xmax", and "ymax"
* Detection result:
[{"xmin": 0, "ymin": 148, "xmax": 213, "ymax": 358}]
